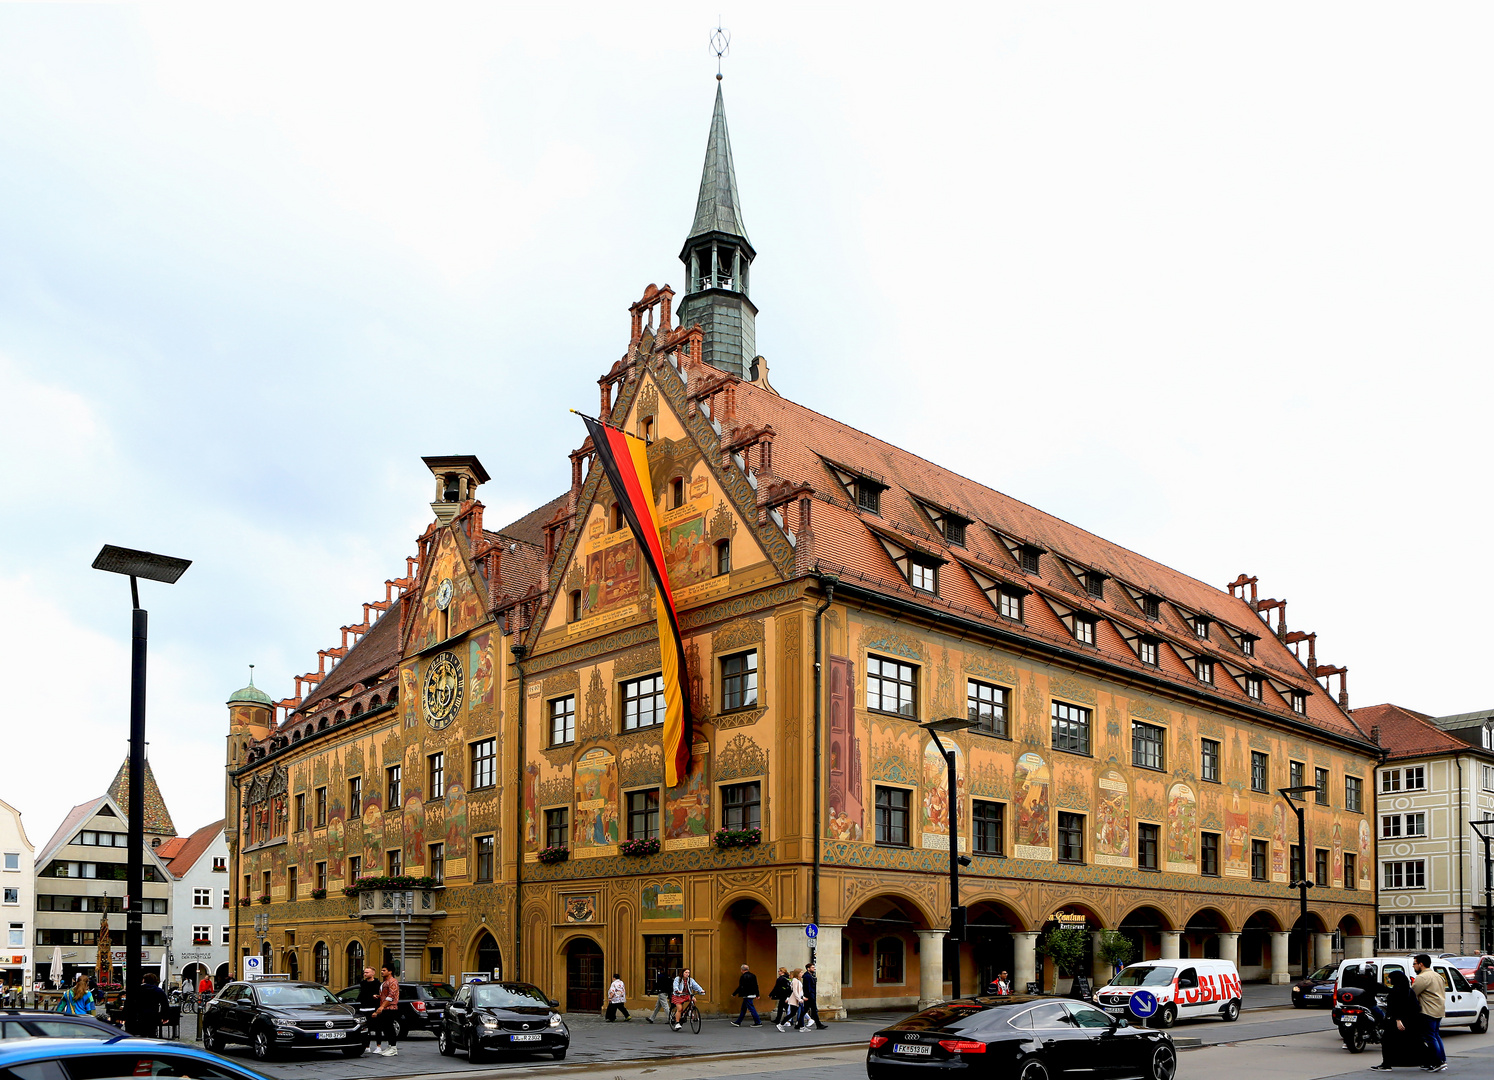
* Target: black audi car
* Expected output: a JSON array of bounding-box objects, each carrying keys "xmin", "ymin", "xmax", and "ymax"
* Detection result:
[
  {"xmin": 438, "ymin": 980, "xmax": 569, "ymax": 1062},
  {"xmin": 202, "ymin": 980, "xmax": 368, "ymax": 1060},
  {"xmin": 866, "ymin": 996, "xmax": 1175, "ymax": 1080}
]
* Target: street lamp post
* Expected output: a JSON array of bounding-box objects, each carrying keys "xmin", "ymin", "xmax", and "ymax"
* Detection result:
[
  {"xmin": 93, "ymin": 544, "xmax": 191, "ymax": 1037},
  {"xmin": 1279, "ymin": 785, "xmax": 1317, "ymax": 979},
  {"xmin": 921, "ymin": 716, "xmax": 975, "ymax": 1000},
  {"xmin": 1470, "ymin": 820, "xmax": 1494, "ymax": 955}
]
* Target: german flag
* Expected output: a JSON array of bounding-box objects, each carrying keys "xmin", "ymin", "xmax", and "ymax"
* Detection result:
[{"xmin": 579, "ymin": 414, "xmax": 692, "ymax": 787}]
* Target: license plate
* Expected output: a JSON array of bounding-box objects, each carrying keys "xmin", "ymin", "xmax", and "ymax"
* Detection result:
[
  {"xmin": 512, "ymin": 1033, "xmax": 542, "ymax": 1042},
  {"xmin": 1305, "ymin": 993, "xmax": 1322, "ymax": 999},
  {"xmin": 895, "ymin": 1044, "xmax": 932, "ymax": 1056},
  {"xmin": 316, "ymin": 1032, "xmax": 346, "ymax": 1040}
]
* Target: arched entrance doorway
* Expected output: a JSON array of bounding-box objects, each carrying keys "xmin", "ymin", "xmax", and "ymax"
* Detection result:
[
  {"xmin": 181, "ymin": 963, "xmax": 204, "ymax": 990},
  {"xmin": 1182, "ymin": 909, "xmax": 1229, "ymax": 959},
  {"xmin": 1119, "ymin": 906, "xmax": 1173, "ymax": 963},
  {"xmin": 1241, "ymin": 911, "xmax": 1281, "ymax": 982},
  {"xmin": 286, "ymin": 950, "xmax": 300, "ymax": 980},
  {"xmin": 720, "ymin": 899, "xmax": 775, "ymax": 1003},
  {"xmin": 346, "ymin": 940, "xmax": 365, "ymax": 985},
  {"xmin": 1040, "ymin": 906, "xmax": 1102, "ymax": 994},
  {"xmin": 966, "ymin": 901, "xmax": 1022, "ymax": 993},
  {"xmin": 474, "ymin": 931, "xmax": 503, "ymax": 979},
  {"xmin": 565, "ymin": 938, "xmax": 604, "ymax": 1013},
  {"xmin": 260, "ymin": 941, "xmax": 272, "ymax": 975},
  {"xmin": 1290, "ymin": 911, "xmax": 1329, "ymax": 973},
  {"xmin": 844, "ymin": 897, "xmax": 929, "ymax": 1009},
  {"xmin": 214, "ymin": 962, "xmax": 230, "ymax": 987}
]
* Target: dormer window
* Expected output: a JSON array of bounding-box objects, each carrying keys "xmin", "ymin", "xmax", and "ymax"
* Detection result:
[
  {"xmin": 1196, "ymin": 660, "xmax": 1214, "ymax": 685},
  {"xmin": 1074, "ymin": 616, "xmax": 1096, "ymax": 645},
  {"xmin": 1138, "ymin": 637, "xmax": 1158, "ymax": 666},
  {"xmin": 909, "ymin": 558, "xmax": 938, "ymax": 594},
  {"xmin": 1019, "ymin": 546, "xmax": 1042, "ymax": 574},
  {"xmin": 1292, "ymin": 691, "xmax": 1308, "ymax": 715},
  {"xmin": 1194, "ymin": 618, "xmax": 1210, "ymax": 639},
  {"xmin": 944, "ymin": 519, "xmax": 967, "ymax": 546},
  {"xmin": 1245, "ymin": 675, "xmax": 1262, "ymax": 700},
  {"xmin": 1141, "ymin": 595, "xmax": 1160, "ymax": 619},
  {"xmin": 856, "ymin": 480, "xmax": 882, "ymax": 515},
  {"xmin": 1241, "ymin": 636, "xmax": 1256, "ymax": 657},
  {"xmin": 998, "ymin": 589, "xmax": 1023, "ymax": 622},
  {"xmin": 1085, "ymin": 572, "xmax": 1106, "ymax": 598}
]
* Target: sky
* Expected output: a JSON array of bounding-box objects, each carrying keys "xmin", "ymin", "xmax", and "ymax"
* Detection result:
[{"xmin": 2, "ymin": 3, "xmax": 1490, "ymax": 849}]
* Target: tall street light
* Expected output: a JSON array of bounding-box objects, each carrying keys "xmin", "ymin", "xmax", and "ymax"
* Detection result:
[
  {"xmin": 93, "ymin": 545, "xmax": 191, "ymax": 1035},
  {"xmin": 921, "ymin": 716, "xmax": 974, "ymax": 1000},
  {"xmin": 1470, "ymin": 819, "xmax": 1494, "ymax": 955},
  {"xmin": 1278, "ymin": 785, "xmax": 1317, "ymax": 980}
]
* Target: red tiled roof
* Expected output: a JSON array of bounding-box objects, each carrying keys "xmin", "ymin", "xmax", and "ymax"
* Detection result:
[
  {"xmin": 1351, "ymin": 703, "xmax": 1471, "ymax": 762},
  {"xmin": 722, "ymin": 372, "xmax": 1367, "ymax": 742},
  {"xmin": 164, "ymin": 820, "xmax": 224, "ymax": 878},
  {"xmin": 298, "ymin": 597, "xmax": 405, "ymax": 714},
  {"xmin": 490, "ymin": 493, "xmax": 567, "ymax": 549}
]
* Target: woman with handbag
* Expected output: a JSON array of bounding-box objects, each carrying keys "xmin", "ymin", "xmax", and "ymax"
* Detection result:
[
  {"xmin": 58, "ymin": 974, "xmax": 93, "ymax": 1017},
  {"xmin": 768, "ymin": 967, "xmax": 791, "ymax": 1025}
]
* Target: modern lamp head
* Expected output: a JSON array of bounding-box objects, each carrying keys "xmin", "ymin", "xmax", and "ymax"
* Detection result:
[
  {"xmin": 92, "ymin": 544, "xmax": 191, "ymax": 584},
  {"xmin": 922, "ymin": 716, "xmax": 975, "ymax": 733},
  {"xmin": 1279, "ymin": 785, "xmax": 1317, "ymax": 798}
]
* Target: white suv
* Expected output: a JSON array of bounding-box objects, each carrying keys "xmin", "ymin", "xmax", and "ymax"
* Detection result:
[{"xmin": 1332, "ymin": 956, "xmax": 1489, "ymax": 1032}]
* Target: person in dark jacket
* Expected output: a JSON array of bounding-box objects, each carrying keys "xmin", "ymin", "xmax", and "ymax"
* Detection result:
[
  {"xmin": 730, "ymin": 965, "xmax": 761, "ymax": 1027},
  {"xmin": 134, "ymin": 972, "xmax": 169, "ymax": 1035},
  {"xmin": 768, "ymin": 967, "xmax": 792, "ymax": 1025},
  {"xmin": 646, "ymin": 968, "xmax": 673, "ymax": 1024},
  {"xmin": 798, "ymin": 962, "xmax": 821, "ymax": 1031},
  {"xmin": 355, "ymin": 966, "xmax": 380, "ymax": 1030},
  {"xmin": 1372, "ymin": 969, "xmax": 1422, "ymax": 1070}
]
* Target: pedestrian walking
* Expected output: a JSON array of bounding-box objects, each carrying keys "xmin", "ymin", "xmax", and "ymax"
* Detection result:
[
  {"xmin": 1411, "ymin": 954, "xmax": 1447, "ymax": 1072},
  {"xmin": 776, "ymin": 969, "xmax": 804, "ymax": 1031},
  {"xmin": 1371, "ymin": 969, "xmax": 1420, "ymax": 1071},
  {"xmin": 356, "ymin": 966, "xmax": 380, "ymax": 1032},
  {"xmin": 799, "ymin": 962, "xmax": 821, "ymax": 1031},
  {"xmin": 768, "ymin": 967, "xmax": 791, "ymax": 1025},
  {"xmin": 605, "ymin": 973, "xmax": 631, "ymax": 1022},
  {"xmin": 58, "ymin": 974, "xmax": 93, "ymax": 1016},
  {"xmin": 370, "ymin": 963, "xmax": 401, "ymax": 1057},
  {"xmin": 730, "ymin": 964, "xmax": 761, "ymax": 1027},
  {"xmin": 646, "ymin": 967, "xmax": 673, "ymax": 1023},
  {"xmin": 197, "ymin": 971, "xmax": 214, "ymax": 998},
  {"xmin": 136, "ymin": 972, "xmax": 169, "ymax": 1035}
]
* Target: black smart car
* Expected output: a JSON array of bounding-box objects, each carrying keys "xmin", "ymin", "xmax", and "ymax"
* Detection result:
[
  {"xmin": 866, "ymin": 996, "xmax": 1175, "ymax": 1080},
  {"xmin": 202, "ymin": 980, "xmax": 368, "ymax": 1061},
  {"xmin": 438, "ymin": 981, "xmax": 569, "ymax": 1063},
  {"xmin": 334, "ymin": 981, "xmax": 454, "ymax": 1039}
]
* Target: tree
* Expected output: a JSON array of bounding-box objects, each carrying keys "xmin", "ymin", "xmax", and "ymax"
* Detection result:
[
  {"xmin": 1096, "ymin": 930, "xmax": 1136, "ymax": 973},
  {"xmin": 1039, "ymin": 926, "xmax": 1090, "ymax": 986}
]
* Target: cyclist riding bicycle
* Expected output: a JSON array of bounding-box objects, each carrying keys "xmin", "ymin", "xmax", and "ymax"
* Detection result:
[{"xmin": 671, "ymin": 969, "xmax": 704, "ymax": 1031}]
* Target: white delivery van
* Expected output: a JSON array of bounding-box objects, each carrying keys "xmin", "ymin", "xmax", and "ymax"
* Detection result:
[
  {"xmin": 1094, "ymin": 959, "xmax": 1243, "ymax": 1028},
  {"xmin": 1332, "ymin": 956, "xmax": 1489, "ymax": 1032}
]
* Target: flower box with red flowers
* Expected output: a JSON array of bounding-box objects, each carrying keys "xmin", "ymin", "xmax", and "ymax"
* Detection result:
[{"xmin": 620, "ymin": 837, "xmax": 660, "ymax": 857}]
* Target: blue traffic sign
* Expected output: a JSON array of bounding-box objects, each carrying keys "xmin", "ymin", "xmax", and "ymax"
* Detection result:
[
  {"xmin": 805, "ymin": 923, "xmax": 819, "ymax": 939},
  {"xmin": 1127, "ymin": 990, "xmax": 1158, "ymax": 1019}
]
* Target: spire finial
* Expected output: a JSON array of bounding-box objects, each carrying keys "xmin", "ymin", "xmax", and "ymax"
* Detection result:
[
  {"xmin": 248, "ymin": 663, "xmax": 256, "ymax": 687},
  {"xmin": 711, "ymin": 22, "xmax": 730, "ymax": 81}
]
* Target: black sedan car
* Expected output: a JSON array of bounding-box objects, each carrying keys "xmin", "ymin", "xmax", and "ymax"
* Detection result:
[
  {"xmin": 0, "ymin": 1009, "xmax": 122, "ymax": 1040},
  {"xmin": 438, "ymin": 981, "xmax": 569, "ymax": 1062},
  {"xmin": 202, "ymin": 980, "xmax": 367, "ymax": 1060},
  {"xmin": 866, "ymin": 996, "xmax": 1175, "ymax": 1080},
  {"xmin": 334, "ymin": 980, "xmax": 454, "ymax": 1038},
  {"xmin": 1291, "ymin": 964, "xmax": 1339, "ymax": 1009}
]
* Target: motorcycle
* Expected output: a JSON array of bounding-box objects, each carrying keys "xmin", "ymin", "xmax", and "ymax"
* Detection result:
[{"xmin": 1332, "ymin": 986, "xmax": 1385, "ymax": 1054}]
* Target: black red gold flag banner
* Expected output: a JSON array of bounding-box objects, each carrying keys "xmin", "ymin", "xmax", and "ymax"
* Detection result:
[{"xmin": 578, "ymin": 413, "xmax": 692, "ymax": 787}]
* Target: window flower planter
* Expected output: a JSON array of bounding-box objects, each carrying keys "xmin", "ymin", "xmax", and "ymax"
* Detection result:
[
  {"xmin": 237, "ymin": 897, "xmax": 251, "ymax": 907},
  {"xmin": 620, "ymin": 837, "xmax": 660, "ymax": 857},
  {"xmin": 713, "ymin": 827, "xmax": 762, "ymax": 850},
  {"xmin": 537, "ymin": 846, "xmax": 570, "ymax": 865},
  {"xmin": 341, "ymin": 873, "xmax": 439, "ymax": 897},
  {"xmin": 309, "ymin": 888, "xmax": 327, "ymax": 900},
  {"xmin": 256, "ymin": 894, "xmax": 271, "ymax": 905}
]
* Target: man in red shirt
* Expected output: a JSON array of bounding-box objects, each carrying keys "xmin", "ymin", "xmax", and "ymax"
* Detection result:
[
  {"xmin": 197, "ymin": 972, "xmax": 214, "ymax": 998},
  {"xmin": 371, "ymin": 965, "xmax": 401, "ymax": 1057}
]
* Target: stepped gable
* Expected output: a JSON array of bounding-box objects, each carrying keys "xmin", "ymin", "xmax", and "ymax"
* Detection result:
[
  {"xmin": 1351, "ymin": 703, "xmax": 1470, "ymax": 762},
  {"xmin": 721, "ymin": 373, "xmax": 1364, "ymax": 741},
  {"xmin": 105, "ymin": 758, "xmax": 177, "ymax": 837},
  {"xmin": 299, "ymin": 595, "xmax": 404, "ymax": 713}
]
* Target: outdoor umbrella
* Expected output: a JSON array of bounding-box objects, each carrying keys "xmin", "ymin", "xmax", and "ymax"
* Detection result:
[{"xmin": 50, "ymin": 946, "xmax": 62, "ymax": 989}]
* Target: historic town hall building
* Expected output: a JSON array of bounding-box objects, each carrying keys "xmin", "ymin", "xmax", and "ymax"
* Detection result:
[{"xmin": 226, "ymin": 82, "xmax": 1379, "ymax": 1017}]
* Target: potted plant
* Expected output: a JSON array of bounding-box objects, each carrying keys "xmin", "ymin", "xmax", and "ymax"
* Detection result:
[
  {"xmin": 537, "ymin": 845, "xmax": 570, "ymax": 864},
  {"xmin": 620, "ymin": 837, "xmax": 660, "ymax": 857},
  {"xmin": 309, "ymin": 887, "xmax": 327, "ymax": 900},
  {"xmin": 256, "ymin": 893, "xmax": 271, "ymax": 905},
  {"xmin": 237, "ymin": 897, "xmax": 251, "ymax": 907},
  {"xmin": 712, "ymin": 827, "xmax": 762, "ymax": 850},
  {"xmin": 1038, "ymin": 925, "xmax": 1088, "ymax": 993}
]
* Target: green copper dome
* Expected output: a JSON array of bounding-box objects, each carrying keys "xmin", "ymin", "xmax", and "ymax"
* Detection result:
[{"xmin": 228, "ymin": 667, "xmax": 273, "ymax": 706}]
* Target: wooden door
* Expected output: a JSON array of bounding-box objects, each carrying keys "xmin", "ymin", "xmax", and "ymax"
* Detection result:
[{"xmin": 566, "ymin": 939, "xmax": 604, "ymax": 1012}]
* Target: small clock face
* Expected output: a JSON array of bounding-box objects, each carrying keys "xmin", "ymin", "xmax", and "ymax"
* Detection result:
[
  {"xmin": 436, "ymin": 577, "xmax": 454, "ymax": 611},
  {"xmin": 423, "ymin": 651, "xmax": 463, "ymax": 729}
]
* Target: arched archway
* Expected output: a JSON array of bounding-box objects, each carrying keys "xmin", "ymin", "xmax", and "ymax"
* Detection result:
[
  {"xmin": 346, "ymin": 940, "xmax": 365, "ymax": 985},
  {"xmin": 1241, "ymin": 910, "xmax": 1281, "ymax": 982},
  {"xmin": 314, "ymin": 942, "xmax": 330, "ymax": 985},
  {"xmin": 965, "ymin": 900, "xmax": 1025, "ymax": 994},
  {"xmin": 718, "ymin": 898, "xmax": 775, "ymax": 1004},
  {"xmin": 1118, "ymin": 905, "xmax": 1174, "ymax": 963},
  {"xmin": 286, "ymin": 949, "xmax": 300, "ymax": 981},
  {"xmin": 844, "ymin": 896, "xmax": 930, "ymax": 1010},
  {"xmin": 473, "ymin": 930, "xmax": 503, "ymax": 979},
  {"xmin": 214, "ymin": 962, "xmax": 230, "ymax": 987},
  {"xmin": 564, "ymin": 936, "xmax": 604, "ymax": 1013},
  {"xmin": 1182, "ymin": 908, "xmax": 1232, "ymax": 960}
]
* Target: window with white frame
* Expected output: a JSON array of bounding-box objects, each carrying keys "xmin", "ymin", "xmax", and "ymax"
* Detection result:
[
  {"xmin": 1379, "ymin": 913, "xmax": 1443, "ymax": 951},
  {"xmin": 2, "ymin": 888, "xmax": 17, "ymax": 905},
  {"xmin": 1196, "ymin": 659, "xmax": 1213, "ymax": 684},
  {"xmin": 193, "ymin": 888, "xmax": 212, "ymax": 907},
  {"xmin": 8, "ymin": 923, "xmax": 23, "ymax": 947},
  {"xmin": 2, "ymin": 853, "xmax": 18, "ymax": 871},
  {"xmin": 1484, "ymin": 765, "xmax": 1494, "ymax": 791},
  {"xmin": 1382, "ymin": 767, "xmax": 1427, "ymax": 793},
  {"xmin": 222, "ymin": 925, "xmax": 231, "ymax": 946},
  {"xmin": 1074, "ymin": 616, "xmax": 1095, "ymax": 645},
  {"xmin": 221, "ymin": 889, "xmax": 231, "ymax": 909},
  {"xmin": 1381, "ymin": 813, "xmax": 1427, "ymax": 839},
  {"xmin": 1245, "ymin": 675, "xmax": 1262, "ymax": 700},
  {"xmin": 192, "ymin": 925, "xmax": 212, "ymax": 945},
  {"xmin": 998, "ymin": 589, "xmax": 1023, "ymax": 621},
  {"xmin": 1383, "ymin": 860, "xmax": 1427, "ymax": 889},
  {"xmin": 1138, "ymin": 638, "xmax": 1158, "ymax": 666}
]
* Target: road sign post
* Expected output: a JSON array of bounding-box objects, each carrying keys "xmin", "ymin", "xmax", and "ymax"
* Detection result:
[{"xmin": 1127, "ymin": 989, "xmax": 1158, "ymax": 1021}]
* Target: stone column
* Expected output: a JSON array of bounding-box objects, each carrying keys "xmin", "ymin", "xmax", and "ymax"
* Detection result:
[
  {"xmin": 774, "ymin": 923, "xmax": 813, "ymax": 978},
  {"xmin": 1013, "ymin": 932, "xmax": 1040, "ymax": 994},
  {"xmin": 813, "ymin": 925, "xmax": 845, "ymax": 1020},
  {"xmin": 1160, "ymin": 931, "xmax": 1181, "ymax": 960},
  {"xmin": 916, "ymin": 931, "xmax": 946, "ymax": 1010},
  {"xmin": 1218, "ymin": 932, "xmax": 1240, "ymax": 966},
  {"xmin": 1314, "ymin": 932, "xmax": 1334, "ymax": 970},
  {"xmin": 1348, "ymin": 935, "xmax": 1375, "ymax": 959},
  {"xmin": 1269, "ymin": 932, "xmax": 1291, "ymax": 984}
]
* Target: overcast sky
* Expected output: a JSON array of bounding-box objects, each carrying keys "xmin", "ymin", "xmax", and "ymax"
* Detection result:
[{"xmin": 3, "ymin": 4, "xmax": 1490, "ymax": 847}]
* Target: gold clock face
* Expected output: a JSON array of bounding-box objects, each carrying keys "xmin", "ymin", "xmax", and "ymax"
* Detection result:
[{"xmin": 423, "ymin": 651, "xmax": 463, "ymax": 729}]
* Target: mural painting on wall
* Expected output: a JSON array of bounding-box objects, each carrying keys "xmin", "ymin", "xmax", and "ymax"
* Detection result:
[
  {"xmin": 665, "ymin": 743, "xmax": 711, "ymax": 849},
  {"xmin": 826, "ymin": 656, "xmax": 863, "ymax": 841},
  {"xmin": 524, "ymin": 763, "xmax": 539, "ymax": 848},
  {"xmin": 1014, "ymin": 752, "xmax": 1052, "ymax": 860},
  {"xmin": 641, "ymin": 879, "xmax": 685, "ymax": 921},
  {"xmin": 1271, "ymin": 803, "xmax": 1288, "ymax": 883},
  {"xmin": 579, "ymin": 515, "xmax": 641, "ymax": 621},
  {"xmin": 921, "ymin": 739, "xmax": 965, "ymax": 851},
  {"xmin": 1358, "ymin": 819, "xmax": 1373, "ymax": 888},
  {"xmin": 661, "ymin": 513, "xmax": 711, "ymax": 590},
  {"xmin": 469, "ymin": 633, "xmax": 494, "ymax": 707},
  {"xmin": 574, "ymin": 748, "xmax": 619, "ymax": 852},
  {"xmin": 413, "ymin": 532, "xmax": 484, "ymax": 650},
  {"xmin": 401, "ymin": 665, "xmax": 417, "ymax": 728},
  {"xmin": 1224, "ymin": 791, "xmax": 1249, "ymax": 878},
  {"xmin": 1093, "ymin": 769, "xmax": 1131, "ymax": 867},
  {"xmin": 1332, "ymin": 821, "xmax": 1344, "ymax": 885},
  {"xmin": 1165, "ymin": 782, "xmax": 1197, "ymax": 872},
  {"xmin": 564, "ymin": 895, "xmax": 597, "ymax": 923},
  {"xmin": 443, "ymin": 778, "xmax": 467, "ymax": 855}
]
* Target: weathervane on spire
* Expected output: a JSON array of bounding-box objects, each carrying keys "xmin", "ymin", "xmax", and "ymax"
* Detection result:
[{"xmin": 710, "ymin": 22, "xmax": 730, "ymax": 81}]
